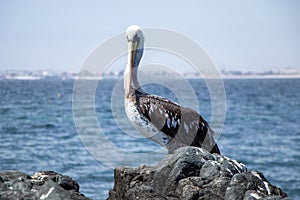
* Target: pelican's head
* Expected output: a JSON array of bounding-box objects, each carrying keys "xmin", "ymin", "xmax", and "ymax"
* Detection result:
[{"xmin": 126, "ymin": 25, "xmax": 144, "ymax": 68}]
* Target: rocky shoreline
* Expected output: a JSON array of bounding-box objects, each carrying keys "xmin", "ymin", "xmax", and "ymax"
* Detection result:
[
  {"xmin": 108, "ymin": 146, "xmax": 288, "ymax": 200},
  {"xmin": 0, "ymin": 170, "xmax": 90, "ymax": 200},
  {"xmin": 1, "ymin": 146, "xmax": 289, "ymax": 200}
]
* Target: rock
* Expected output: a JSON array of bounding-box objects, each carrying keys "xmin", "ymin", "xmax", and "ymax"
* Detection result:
[
  {"xmin": 107, "ymin": 146, "xmax": 289, "ymax": 200},
  {"xmin": 0, "ymin": 170, "xmax": 90, "ymax": 200}
]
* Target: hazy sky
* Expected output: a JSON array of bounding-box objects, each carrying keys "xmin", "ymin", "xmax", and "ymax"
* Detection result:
[{"xmin": 0, "ymin": 0, "xmax": 299, "ymax": 72}]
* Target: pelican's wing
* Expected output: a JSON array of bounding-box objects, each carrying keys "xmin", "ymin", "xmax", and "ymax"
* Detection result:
[
  {"xmin": 137, "ymin": 94, "xmax": 220, "ymax": 154},
  {"xmin": 138, "ymin": 94, "xmax": 181, "ymax": 138}
]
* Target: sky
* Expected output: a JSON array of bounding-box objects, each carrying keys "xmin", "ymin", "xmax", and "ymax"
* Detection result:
[{"xmin": 0, "ymin": 0, "xmax": 299, "ymax": 72}]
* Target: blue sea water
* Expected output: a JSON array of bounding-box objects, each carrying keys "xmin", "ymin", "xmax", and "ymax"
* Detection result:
[{"xmin": 0, "ymin": 78, "xmax": 299, "ymax": 199}]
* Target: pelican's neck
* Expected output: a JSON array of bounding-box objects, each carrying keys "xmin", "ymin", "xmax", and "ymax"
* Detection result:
[
  {"xmin": 124, "ymin": 46, "xmax": 143, "ymax": 99},
  {"xmin": 124, "ymin": 65, "xmax": 140, "ymax": 99}
]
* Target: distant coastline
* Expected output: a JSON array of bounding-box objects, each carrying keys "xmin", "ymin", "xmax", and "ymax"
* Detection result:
[
  {"xmin": 219, "ymin": 74, "xmax": 300, "ymax": 79},
  {"xmin": 1, "ymin": 67, "xmax": 299, "ymax": 80}
]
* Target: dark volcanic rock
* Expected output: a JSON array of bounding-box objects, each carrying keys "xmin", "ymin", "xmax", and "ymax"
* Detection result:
[
  {"xmin": 108, "ymin": 146, "xmax": 288, "ymax": 200},
  {"xmin": 0, "ymin": 171, "xmax": 90, "ymax": 200}
]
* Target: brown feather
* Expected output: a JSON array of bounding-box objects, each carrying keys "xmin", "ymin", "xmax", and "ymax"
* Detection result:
[{"xmin": 137, "ymin": 94, "xmax": 220, "ymax": 154}]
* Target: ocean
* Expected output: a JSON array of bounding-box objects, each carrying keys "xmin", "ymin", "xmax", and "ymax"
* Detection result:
[{"xmin": 0, "ymin": 78, "xmax": 299, "ymax": 199}]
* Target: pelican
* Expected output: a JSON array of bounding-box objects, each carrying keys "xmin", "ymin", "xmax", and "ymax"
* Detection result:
[{"xmin": 124, "ymin": 25, "xmax": 220, "ymax": 154}]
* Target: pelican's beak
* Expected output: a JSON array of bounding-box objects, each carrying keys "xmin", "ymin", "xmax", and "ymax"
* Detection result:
[{"xmin": 128, "ymin": 40, "xmax": 139, "ymax": 68}]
